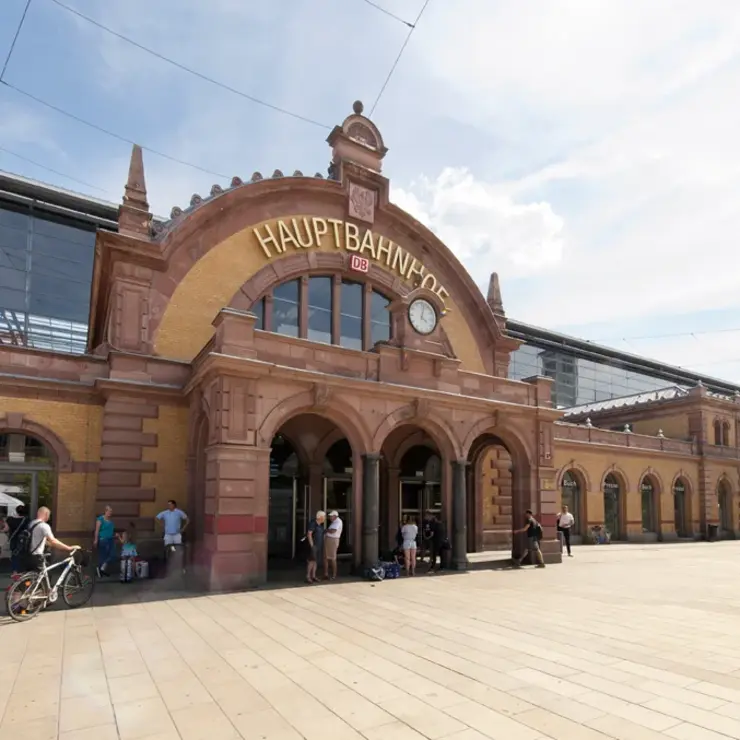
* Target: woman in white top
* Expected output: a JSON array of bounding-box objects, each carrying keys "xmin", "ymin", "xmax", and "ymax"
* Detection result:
[{"xmin": 400, "ymin": 516, "xmax": 418, "ymax": 576}]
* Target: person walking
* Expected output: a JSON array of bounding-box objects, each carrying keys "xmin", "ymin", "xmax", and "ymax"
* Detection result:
[
  {"xmin": 557, "ymin": 504, "xmax": 575, "ymax": 557},
  {"xmin": 401, "ymin": 516, "xmax": 418, "ymax": 576},
  {"xmin": 513, "ymin": 509, "xmax": 546, "ymax": 568},
  {"xmin": 323, "ymin": 510, "xmax": 343, "ymax": 581},
  {"xmin": 305, "ymin": 510, "xmax": 325, "ymax": 584},
  {"xmin": 94, "ymin": 505, "xmax": 116, "ymax": 578}
]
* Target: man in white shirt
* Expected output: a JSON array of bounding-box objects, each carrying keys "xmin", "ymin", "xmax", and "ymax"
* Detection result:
[
  {"xmin": 323, "ymin": 510, "xmax": 343, "ymax": 580},
  {"xmin": 27, "ymin": 506, "xmax": 77, "ymax": 571},
  {"xmin": 156, "ymin": 499, "xmax": 189, "ymax": 546},
  {"xmin": 557, "ymin": 505, "xmax": 575, "ymax": 557}
]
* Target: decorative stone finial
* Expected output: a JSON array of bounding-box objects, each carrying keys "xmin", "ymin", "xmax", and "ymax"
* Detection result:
[
  {"xmin": 585, "ymin": 417, "xmax": 593, "ymax": 427},
  {"xmin": 119, "ymin": 144, "xmax": 152, "ymax": 237},
  {"xmin": 624, "ymin": 424, "xmax": 632, "ymax": 433},
  {"xmin": 487, "ymin": 272, "xmax": 505, "ymax": 316},
  {"xmin": 231, "ymin": 176, "xmax": 243, "ymax": 187},
  {"xmin": 353, "ymin": 100, "xmax": 364, "ymax": 115},
  {"xmin": 657, "ymin": 429, "xmax": 665, "ymax": 438}
]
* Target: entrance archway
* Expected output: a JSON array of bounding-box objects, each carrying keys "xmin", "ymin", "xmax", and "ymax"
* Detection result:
[
  {"xmin": 465, "ymin": 431, "xmax": 531, "ymax": 555},
  {"xmin": 639, "ymin": 474, "xmax": 660, "ymax": 540},
  {"xmin": 603, "ymin": 472, "xmax": 624, "ymax": 541},
  {"xmin": 379, "ymin": 425, "xmax": 445, "ymax": 555},
  {"xmin": 673, "ymin": 477, "xmax": 690, "ymax": 538},
  {"xmin": 717, "ymin": 477, "xmax": 733, "ymax": 537},
  {"xmin": 267, "ymin": 413, "xmax": 357, "ymax": 576}
]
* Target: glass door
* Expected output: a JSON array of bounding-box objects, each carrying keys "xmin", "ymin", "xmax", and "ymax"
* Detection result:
[
  {"xmin": 324, "ymin": 477, "xmax": 352, "ymax": 556},
  {"xmin": 268, "ymin": 476, "xmax": 296, "ymax": 559}
]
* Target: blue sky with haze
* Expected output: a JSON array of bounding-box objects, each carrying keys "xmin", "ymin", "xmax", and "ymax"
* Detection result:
[{"xmin": 2, "ymin": 0, "xmax": 740, "ymax": 382}]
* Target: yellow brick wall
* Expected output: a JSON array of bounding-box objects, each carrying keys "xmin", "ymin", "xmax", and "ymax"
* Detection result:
[
  {"xmin": 1, "ymin": 397, "xmax": 102, "ymax": 534},
  {"xmin": 0, "ymin": 397, "xmax": 102, "ymax": 462},
  {"xmin": 631, "ymin": 414, "xmax": 688, "ymax": 439},
  {"xmin": 55, "ymin": 472, "xmax": 98, "ymax": 535},
  {"xmin": 153, "ymin": 215, "xmax": 486, "ymax": 373},
  {"xmin": 553, "ymin": 444, "xmax": 701, "ymax": 536},
  {"xmin": 141, "ymin": 405, "xmax": 189, "ymax": 517}
]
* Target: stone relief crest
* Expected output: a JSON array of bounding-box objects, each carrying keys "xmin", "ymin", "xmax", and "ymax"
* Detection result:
[{"xmin": 348, "ymin": 182, "xmax": 376, "ymax": 224}]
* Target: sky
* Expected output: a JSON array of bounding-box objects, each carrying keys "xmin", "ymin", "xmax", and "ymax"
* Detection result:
[{"xmin": 2, "ymin": 0, "xmax": 740, "ymax": 383}]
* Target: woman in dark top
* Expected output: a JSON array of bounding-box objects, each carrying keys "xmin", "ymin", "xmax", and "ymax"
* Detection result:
[{"xmin": 305, "ymin": 510, "xmax": 326, "ymax": 584}]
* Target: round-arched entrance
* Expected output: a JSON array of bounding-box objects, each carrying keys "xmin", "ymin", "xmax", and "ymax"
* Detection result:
[
  {"xmin": 717, "ymin": 477, "xmax": 734, "ymax": 537},
  {"xmin": 673, "ymin": 477, "xmax": 690, "ymax": 538},
  {"xmin": 639, "ymin": 474, "xmax": 660, "ymax": 540},
  {"xmin": 267, "ymin": 413, "xmax": 357, "ymax": 576},
  {"xmin": 603, "ymin": 473, "xmax": 624, "ymax": 541},
  {"xmin": 465, "ymin": 431, "xmax": 530, "ymax": 556},
  {"xmin": 379, "ymin": 425, "xmax": 445, "ymax": 556}
]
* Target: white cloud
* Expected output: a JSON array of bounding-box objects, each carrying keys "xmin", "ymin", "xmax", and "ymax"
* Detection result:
[{"xmin": 392, "ymin": 169, "xmax": 564, "ymax": 277}]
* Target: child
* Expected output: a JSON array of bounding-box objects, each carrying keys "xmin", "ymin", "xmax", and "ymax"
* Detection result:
[{"xmin": 118, "ymin": 528, "xmax": 138, "ymax": 582}]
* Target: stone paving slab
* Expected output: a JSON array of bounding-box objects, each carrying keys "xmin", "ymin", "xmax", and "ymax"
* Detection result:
[{"xmin": 3, "ymin": 542, "xmax": 740, "ymax": 739}]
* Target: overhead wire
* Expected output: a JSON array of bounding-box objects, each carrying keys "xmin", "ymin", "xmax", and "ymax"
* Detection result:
[
  {"xmin": 46, "ymin": 0, "xmax": 331, "ymax": 130},
  {"xmin": 1, "ymin": 80, "xmax": 231, "ymax": 179},
  {"xmin": 370, "ymin": 0, "xmax": 431, "ymax": 116},
  {"xmin": 594, "ymin": 326, "xmax": 740, "ymax": 343},
  {"xmin": 360, "ymin": 0, "xmax": 415, "ymax": 27},
  {"xmin": 0, "ymin": 146, "xmax": 111, "ymax": 194},
  {"xmin": 1, "ymin": 0, "xmax": 33, "ymax": 81}
]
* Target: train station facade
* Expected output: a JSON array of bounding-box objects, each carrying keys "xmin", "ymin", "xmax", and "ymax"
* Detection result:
[{"xmin": 1, "ymin": 102, "xmax": 739, "ymax": 588}]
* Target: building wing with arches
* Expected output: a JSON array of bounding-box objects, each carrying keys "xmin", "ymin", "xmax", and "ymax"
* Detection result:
[{"xmin": 1, "ymin": 102, "xmax": 739, "ymax": 587}]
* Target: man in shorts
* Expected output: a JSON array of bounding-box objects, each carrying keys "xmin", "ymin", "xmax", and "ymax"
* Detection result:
[
  {"xmin": 323, "ymin": 510, "xmax": 343, "ymax": 580},
  {"xmin": 156, "ymin": 499, "xmax": 189, "ymax": 546},
  {"xmin": 513, "ymin": 509, "xmax": 546, "ymax": 568}
]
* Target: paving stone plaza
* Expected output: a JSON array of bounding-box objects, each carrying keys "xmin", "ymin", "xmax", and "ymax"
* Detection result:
[{"xmin": 3, "ymin": 543, "xmax": 740, "ymax": 740}]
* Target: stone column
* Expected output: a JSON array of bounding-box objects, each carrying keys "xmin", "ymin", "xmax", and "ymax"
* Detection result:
[
  {"xmin": 452, "ymin": 459, "xmax": 469, "ymax": 570},
  {"xmin": 202, "ymin": 444, "xmax": 271, "ymax": 590},
  {"xmin": 362, "ymin": 453, "xmax": 381, "ymax": 569}
]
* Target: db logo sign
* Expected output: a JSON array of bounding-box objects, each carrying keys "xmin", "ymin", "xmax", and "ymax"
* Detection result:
[{"xmin": 349, "ymin": 255, "xmax": 370, "ymax": 273}]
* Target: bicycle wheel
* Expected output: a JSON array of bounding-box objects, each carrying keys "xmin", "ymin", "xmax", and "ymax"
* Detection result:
[
  {"xmin": 62, "ymin": 566, "xmax": 95, "ymax": 608},
  {"xmin": 5, "ymin": 573, "xmax": 48, "ymax": 622}
]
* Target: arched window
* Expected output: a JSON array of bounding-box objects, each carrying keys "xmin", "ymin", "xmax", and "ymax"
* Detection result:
[
  {"xmin": 639, "ymin": 476, "xmax": 657, "ymax": 533},
  {"xmin": 603, "ymin": 473, "xmax": 622, "ymax": 540},
  {"xmin": 722, "ymin": 421, "xmax": 731, "ymax": 448},
  {"xmin": 560, "ymin": 470, "xmax": 581, "ymax": 535},
  {"xmin": 250, "ymin": 275, "xmax": 392, "ymax": 351},
  {"xmin": 714, "ymin": 419, "xmax": 723, "ymax": 446},
  {"xmin": 718, "ymin": 478, "xmax": 733, "ymax": 533},
  {"xmin": 673, "ymin": 478, "xmax": 688, "ymax": 538}
]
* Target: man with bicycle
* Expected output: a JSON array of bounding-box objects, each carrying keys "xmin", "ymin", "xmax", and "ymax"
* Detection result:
[{"xmin": 26, "ymin": 506, "xmax": 78, "ymax": 570}]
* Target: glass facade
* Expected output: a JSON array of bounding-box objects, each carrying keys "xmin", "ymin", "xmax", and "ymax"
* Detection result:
[
  {"xmin": 0, "ymin": 201, "xmax": 96, "ymax": 354},
  {"xmin": 508, "ymin": 342, "xmax": 681, "ymax": 409}
]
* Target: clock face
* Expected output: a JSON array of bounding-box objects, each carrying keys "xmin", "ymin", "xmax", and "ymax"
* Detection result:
[{"xmin": 408, "ymin": 298, "xmax": 438, "ymax": 335}]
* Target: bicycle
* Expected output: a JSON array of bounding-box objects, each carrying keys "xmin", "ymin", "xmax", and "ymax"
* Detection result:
[{"xmin": 5, "ymin": 548, "xmax": 95, "ymax": 622}]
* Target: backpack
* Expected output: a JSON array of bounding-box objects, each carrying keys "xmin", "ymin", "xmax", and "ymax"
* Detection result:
[
  {"xmin": 534, "ymin": 522, "xmax": 544, "ymax": 541},
  {"xmin": 15, "ymin": 520, "xmax": 42, "ymax": 562},
  {"xmin": 8, "ymin": 516, "xmax": 28, "ymax": 554}
]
